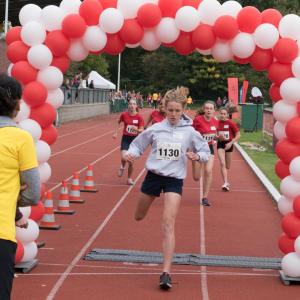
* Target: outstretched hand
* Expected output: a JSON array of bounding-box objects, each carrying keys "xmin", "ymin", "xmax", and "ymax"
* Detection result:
[
  {"xmin": 186, "ymin": 151, "xmax": 199, "ymax": 161},
  {"xmin": 16, "ymin": 215, "xmax": 28, "ymax": 229},
  {"xmin": 125, "ymin": 152, "xmax": 135, "ymax": 163}
]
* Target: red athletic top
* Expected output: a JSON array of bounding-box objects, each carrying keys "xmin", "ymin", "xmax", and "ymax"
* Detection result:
[
  {"xmin": 151, "ymin": 110, "xmax": 165, "ymax": 124},
  {"xmin": 217, "ymin": 119, "xmax": 239, "ymax": 141},
  {"xmin": 193, "ymin": 115, "xmax": 219, "ymax": 145},
  {"xmin": 119, "ymin": 112, "xmax": 144, "ymax": 136}
]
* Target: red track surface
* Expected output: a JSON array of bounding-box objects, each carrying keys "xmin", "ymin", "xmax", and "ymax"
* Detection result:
[{"xmin": 12, "ymin": 110, "xmax": 299, "ymax": 300}]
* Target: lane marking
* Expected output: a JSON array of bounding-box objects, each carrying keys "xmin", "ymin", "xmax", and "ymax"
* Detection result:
[
  {"xmin": 184, "ymin": 186, "xmax": 265, "ymax": 193},
  {"xmin": 46, "ymin": 168, "xmax": 146, "ymax": 300}
]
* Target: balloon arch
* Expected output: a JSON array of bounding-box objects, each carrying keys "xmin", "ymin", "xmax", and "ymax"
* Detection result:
[{"xmin": 6, "ymin": 0, "xmax": 300, "ymax": 277}]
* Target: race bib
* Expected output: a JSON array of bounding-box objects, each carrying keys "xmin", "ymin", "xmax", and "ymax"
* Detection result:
[
  {"xmin": 126, "ymin": 125, "xmax": 137, "ymax": 135},
  {"xmin": 156, "ymin": 142, "xmax": 181, "ymax": 160},
  {"xmin": 202, "ymin": 133, "xmax": 215, "ymax": 142},
  {"xmin": 218, "ymin": 130, "xmax": 230, "ymax": 140}
]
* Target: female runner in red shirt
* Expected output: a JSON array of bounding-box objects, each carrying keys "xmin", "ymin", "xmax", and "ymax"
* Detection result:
[
  {"xmin": 192, "ymin": 101, "xmax": 218, "ymax": 206},
  {"xmin": 217, "ymin": 107, "xmax": 240, "ymax": 191},
  {"xmin": 144, "ymin": 100, "xmax": 166, "ymax": 128},
  {"xmin": 113, "ymin": 99, "xmax": 144, "ymax": 185}
]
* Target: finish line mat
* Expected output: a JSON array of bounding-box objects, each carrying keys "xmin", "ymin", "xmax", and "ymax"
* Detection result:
[{"xmin": 84, "ymin": 249, "xmax": 282, "ymax": 270}]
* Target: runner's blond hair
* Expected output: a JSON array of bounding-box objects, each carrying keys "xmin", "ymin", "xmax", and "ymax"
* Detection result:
[{"xmin": 164, "ymin": 86, "xmax": 188, "ymax": 107}]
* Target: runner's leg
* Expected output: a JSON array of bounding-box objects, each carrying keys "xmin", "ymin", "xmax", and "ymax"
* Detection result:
[{"xmin": 135, "ymin": 192, "xmax": 156, "ymax": 221}]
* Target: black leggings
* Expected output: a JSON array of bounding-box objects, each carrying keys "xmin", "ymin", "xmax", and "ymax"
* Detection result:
[{"xmin": 0, "ymin": 239, "xmax": 17, "ymax": 300}]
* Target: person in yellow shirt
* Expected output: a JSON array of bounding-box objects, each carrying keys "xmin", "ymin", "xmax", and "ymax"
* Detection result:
[
  {"xmin": 0, "ymin": 74, "xmax": 40, "ymax": 300},
  {"xmin": 152, "ymin": 92, "xmax": 158, "ymax": 109}
]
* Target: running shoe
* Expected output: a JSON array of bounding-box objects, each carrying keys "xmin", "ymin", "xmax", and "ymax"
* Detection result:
[
  {"xmin": 117, "ymin": 167, "xmax": 125, "ymax": 177},
  {"xmin": 159, "ymin": 272, "xmax": 172, "ymax": 290},
  {"xmin": 222, "ymin": 183, "xmax": 230, "ymax": 192},
  {"xmin": 127, "ymin": 178, "xmax": 134, "ymax": 185},
  {"xmin": 201, "ymin": 198, "xmax": 211, "ymax": 206}
]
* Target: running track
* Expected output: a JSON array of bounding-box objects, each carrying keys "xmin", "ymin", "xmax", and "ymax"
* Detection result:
[{"xmin": 12, "ymin": 110, "xmax": 299, "ymax": 300}]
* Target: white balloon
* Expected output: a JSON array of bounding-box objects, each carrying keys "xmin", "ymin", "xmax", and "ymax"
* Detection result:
[
  {"xmin": 231, "ymin": 33, "xmax": 255, "ymax": 59},
  {"xmin": 175, "ymin": 6, "xmax": 200, "ymax": 32},
  {"xmin": 19, "ymin": 119, "xmax": 42, "ymax": 142},
  {"xmin": 155, "ymin": 18, "xmax": 180, "ymax": 44},
  {"xmin": 19, "ymin": 207, "xmax": 31, "ymax": 219},
  {"xmin": 99, "ymin": 8, "xmax": 124, "ymax": 34},
  {"xmin": 117, "ymin": 0, "xmax": 143, "ymax": 19},
  {"xmin": 7, "ymin": 63, "xmax": 13, "ymax": 76},
  {"xmin": 82, "ymin": 26, "xmax": 107, "ymax": 52},
  {"xmin": 197, "ymin": 48, "xmax": 212, "ymax": 55},
  {"xmin": 21, "ymin": 21, "xmax": 47, "ymax": 46},
  {"xmin": 279, "ymin": 14, "xmax": 300, "ymax": 41},
  {"xmin": 27, "ymin": 44, "xmax": 53, "ymax": 70},
  {"xmin": 294, "ymin": 236, "xmax": 300, "ymax": 255},
  {"xmin": 36, "ymin": 140, "xmax": 51, "ymax": 164},
  {"xmin": 253, "ymin": 24, "xmax": 279, "ymax": 49},
  {"xmin": 140, "ymin": 30, "xmax": 161, "ymax": 51},
  {"xmin": 292, "ymin": 57, "xmax": 300, "ymax": 79},
  {"xmin": 41, "ymin": 5, "xmax": 64, "ymax": 31},
  {"xmin": 67, "ymin": 39, "xmax": 89, "ymax": 62},
  {"xmin": 280, "ymin": 78, "xmax": 300, "ymax": 104},
  {"xmin": 21, "ymin": 242, "xmax": 38, "ymax": 263},
  {"xmin": 60, "ymin": 0, "xmax": 82, "ymax": 15},
  {"xmin": 198, "ymin": 0, "xmax": 224, "ymax": 26},
  {"xmin": 222, "ymin": 1, "xmax": 242, "ymax": 18},
  {"xmin": 290, "ymin": 157, "xmax": 300, "ymax": 181},
  {"xmin": 282, "ymin": 252, "xmax": 300, "ymax": 277},
  {"xmin": 278, "ymin": 196, "xmax": 294, "ymax": 215},
  {"xmin": 273, "ymin": 121, "xmax": 286, "ymax": 140},
  {"xmin": 37, "ymin": 66, "xmax": 64, "ymax": 90},
  {"xmin": 38, "ymin": 162, "xmax": 52, "ymax": 183},
  {"xmin": 126, "ymin": 43, "xmax": 140, "ymax": 48},
  {"xmin": 212, "ymin": 41, "xmax": 233, "ymax": 63},
  {"xmin": 280, "ymin": 175, "xmax": 300, "ymax": 199},
  {"xmin": 16, "ymin": 219, "xmax": 40, "ymax": 243},
  {"xmin": 46, "ymin": 88, "xmax": 64, "ymax": 109},
  {"xmin": 273, "ymin": 100, "xmax": 298, "ymax": 123},
  {"xmin": 19, "ymin": 4, "xmax": 41, "ymax": 26},
  {"xmin": 14, "ymin": 100, "xmax": 31, "ymax": 123}
]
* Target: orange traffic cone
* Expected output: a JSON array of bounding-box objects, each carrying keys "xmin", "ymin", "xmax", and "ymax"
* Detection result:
[
  {"xmin": 80, "ymin": 165, "xmax": 98, "ymax": 193},
  {"xmin": 69, "ymin": 172, "xmax": 85, "ymax": 204},
  {"xmin": 39, "ymin": 191, "xmax": 61, "ymax": 230},
  {"xmin": 54, "ymin": 181, "xmax": 75, "ymax": 215}
]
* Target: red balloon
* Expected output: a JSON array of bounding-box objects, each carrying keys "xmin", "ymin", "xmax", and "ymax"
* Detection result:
[
  {"xmin": 62, "ymin": 14, "xmax": 87, "ymax": 39},
  {"xmin": 6, "ymin": 26, "xmax": 22, "ymax": 45},
  {"xmin": 45, "ymin": 30, "xmax": 70, "ymax": 57},
  {"xmin": 286, "ymin": 117, "xmax": 300, "ymax": 144},
  {"xmin": 214, "ymin": 16, "xmax": 239, "ymax": 40},
  {"xmin": 11, "ymin": 61, "xmax": 38, "ymax": 85},
  {"xmin": 51, "ymin": 55, "xmax": 70, "ymax": 74},
  {"xmin": 174, "ymin": 32, "xmax": 195, "ymax": 55},
  {"xmin": 80, "ymin": 0, "xmax": 103, "ymax": 26},
  {"xmin": 15, "ymin": 241, "xmax": 24, "ymax": 264},
  {"xmin": 6, "ymin": 41, "xmax": 29, "ymax": 64},
  {"xmin": 293, "ymin": 196, "xmax": 300, "ymax": 218},
  {"xmin": 268, "ymin": 62, "xmax": 293, "ymax": 86},
  {"xmin": 282, "ymin": 213, "xmax": 300, "ymax": 238},
  {"xmin": 119, "ymin": 19, "xmax": 144, "ymax": 44},
  {"xmin": 237, "ymin": 6, "xmax": 262, "ymax": 33},
  {"xmin": 182, "ymin": 0, "xmax": 202, "ymax": 8},
  {"xmin": 273, "ymin": 38, "xmax": 298, "ymax": 64},
  {"xmin": 29, "ymin": 201, "xmax": 45, "ymax": 222},
  {"xmin": 233, "ymin": 56, "xmax": 250, "ymax": 65},
  {"xmin": 30, "ymin": 103, "xmax": 57, "ymax": 128},
  {"xmin": 278, "ymin": 233, "xmax": 295, "ymax": 254},
  {"xmin": 250, "ymin": 47, "xmax": 273, "ymax": 71},
  {"xmin": 137, "ymin": 4, "xmax": 162, "ymax": 28},
  {"xmin": 41, "ymin": 125, "xmax": 58, "ymax": 146},
  {"xmin": 98, "ymin": 0, "xmax": 117, "ymax": 8},
  {"xmin": 261, "ymin": 8, "xmax": 282, "ymax": 27},
  {"xmin": 23, "ymin": 81, "xmax": 47, "ymax": 108},
  {"xmin": 158, "ymin": 0, "xmax": 183, "ymax": 18},
  {"xmin": 269, "ymin": 83, "xmax": 281, "ymax": 103},
  {"xmin": 103, "ymin": 34, "xmax": 125, "ymax": 55},
  {"xmin": 275, "ymin": 138, "xmax": 300, "ymax": 164},
  {"xmin": 275, "ymin": 160, "xmax": 290, "ymax": 179},
  {"xmin": 192, "ymin": 24, "xmax": 216, "ymax": 50}
]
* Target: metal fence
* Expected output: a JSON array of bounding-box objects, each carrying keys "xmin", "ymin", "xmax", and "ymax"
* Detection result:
[{"xmin": 110, "ymin": 98, "xmax": 128, "ymax": 113}]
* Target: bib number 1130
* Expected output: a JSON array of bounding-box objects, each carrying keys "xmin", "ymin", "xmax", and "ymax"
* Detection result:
[{"xmin": 156, "ymin": 142, "xmax": 181, "ymax": 160}]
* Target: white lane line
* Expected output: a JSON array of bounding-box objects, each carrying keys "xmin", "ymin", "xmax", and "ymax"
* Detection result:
[
  {"xmin": 48, "ymin": 145, "xmax": 120, "ymax": 192},
  {"xmin": 184, "ymin": 187, "xmax": 265, "ymax": 193},
  {"xmin": 46, "ymin": 168, "xmax": 146, "ymax": 300},
  {"xmin": 58, "ymin": 123, "xmax": 109, "ymax": 139},
  {"xmin": 51, "ymin": 130, "xmax": 115, "ymax": 157}
]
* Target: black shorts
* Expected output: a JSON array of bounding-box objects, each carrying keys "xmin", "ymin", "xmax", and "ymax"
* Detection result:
[
  {"xmin": 141, "ymin": 171, "xmax": 183, "ymax": 197},
  {"xmin": 217, "ymin": 141, "xmax": 234, "ymax": 152},
  {"xmin": 121, "ymin": 135, "xmax": 136, "ymax": 151},
  {"xmin": 209, "ymin": 144, "xmax": 215, "ymax": 155}
]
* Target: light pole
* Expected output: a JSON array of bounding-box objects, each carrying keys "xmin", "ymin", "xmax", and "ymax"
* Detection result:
[
  {"xmin": 4, "ymin": 0, "xmax": 9, "ymax": 34},
  {"xmin": 117, "ymin": 53, "xmax": 121, "ymax": 92}
]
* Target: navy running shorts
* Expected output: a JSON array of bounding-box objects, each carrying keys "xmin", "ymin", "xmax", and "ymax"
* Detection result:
[
  {"xmin": 121, "ymin": 135, "xmax": 136, "ymax": 151},
  {"xmin": 209, "ymin": 144, "xmax": 215, "ymax": 155},
  {"xmin": 217, "ymin": 141, "xmax": 233, "ymax": 152}
]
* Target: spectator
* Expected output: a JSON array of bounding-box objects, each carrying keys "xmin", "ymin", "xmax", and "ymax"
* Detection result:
[{"xmin": 89, "ymin": 80, "xmax": 94, "ymax": 89}]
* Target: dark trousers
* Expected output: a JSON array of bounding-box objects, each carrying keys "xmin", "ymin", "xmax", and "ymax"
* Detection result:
[{"xmin": 0, "ymin": 239, "xmax": 17, "ymax": 300}]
